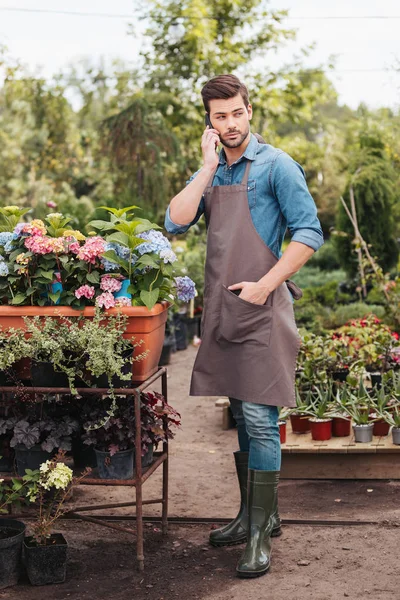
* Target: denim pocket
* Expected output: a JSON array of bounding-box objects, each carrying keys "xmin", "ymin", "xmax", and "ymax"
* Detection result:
[{"xmin": 247, "ymin": 179, "xmax": 256, "ymax": 208}]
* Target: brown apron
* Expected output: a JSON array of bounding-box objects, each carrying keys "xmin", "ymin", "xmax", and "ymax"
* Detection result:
[{"xmin": 190, "ymin": 141, "xmax": 302, "ymax": 407}]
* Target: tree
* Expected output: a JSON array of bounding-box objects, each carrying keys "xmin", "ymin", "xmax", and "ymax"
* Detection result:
[{"xmin": 335, "ymin": 131, "xmax": 399, "ymax": 278}]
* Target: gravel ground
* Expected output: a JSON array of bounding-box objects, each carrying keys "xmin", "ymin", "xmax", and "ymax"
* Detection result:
[{"xmin": 3, "ymin": 345, "xmax": 400, "ymax": 600}]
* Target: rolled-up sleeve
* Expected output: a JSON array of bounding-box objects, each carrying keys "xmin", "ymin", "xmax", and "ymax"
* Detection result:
[
  {"xmin": 272, "ymin": 153, "xmax": 324, "ymax": 252},
  {"xmin": 164, "ymin": 170, "xmax": 205, "ymax": 234}
]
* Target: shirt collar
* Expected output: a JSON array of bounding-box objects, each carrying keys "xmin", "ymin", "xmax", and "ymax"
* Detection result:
[{"xmin": 218, "ymin": 133, "xmax": 259, "ymax": 166}]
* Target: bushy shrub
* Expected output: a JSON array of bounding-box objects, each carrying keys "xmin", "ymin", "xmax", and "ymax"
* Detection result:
[
  {"xmin": 291, "ymin": 265, "xmax": 347, "ymax": 289},
  {"xmin": 321, "ymin": 303, "xmax": 386, "ymax": 330},
  {"xmin": 307, "ymin": 239, "xmax": 341, "ymax": 271}
]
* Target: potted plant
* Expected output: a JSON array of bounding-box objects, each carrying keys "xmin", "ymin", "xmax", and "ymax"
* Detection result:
[
  {"xmin": 301, "ymin": 384, "xmax": 335, "ymax": 441},
  {"xmin": 377, "ymin": 406, "xmax": 400, "ymax": 445},
  {"xmin": 331, "ymin": 386, "xmax": 352, "ymax": 437},
  {"xmin": 277, "ymin": 408, "xmax": 289, "ymax": 444},
  {"xmin": 289, "ymin": 388, "xmax": 313, "ymax": 434},
  {"xmin": 370, "ymin": 387, "xmax": 392, "ymax": 437},
  {"xmin": 8, "ymin": 401, "xmax": 79, "ymax": 475},
  {"xmin": 81, "ymin": 391, "xmax": 181, "ymax": 480},
  {"xmin": 0, "ymin": 468, "xmax": 38, "ymax": 589},
  {"xmin": 0, "ymin": 207, "xmax": 197, "ymax": 382},
  {"xmin": 22, "ymin": 452, "xmax": 90, "ymax": 585},
  {"xmin": 340, "ymin": 380, "xmax": 377, "ymax": 443}
]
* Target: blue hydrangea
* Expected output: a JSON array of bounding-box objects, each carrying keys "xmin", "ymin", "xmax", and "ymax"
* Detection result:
[
  {"xmin": 4, "ymin": 240, "xmax": 15, "ymax": 253},
  {"xmin": 0, "ymin": 261, "xmax": 9, "ymax": 276},
  {"xmin": 136, "ymin": 230, "xmax": 171, "ymax": 256},
  {"xmin": 159, "ymin": 249, "xmax": 177, "ymax": 264},
  {"xmin": 101, "ymin": 242, "xmax": 131, "ymax": 272},
  {"xmin": 0, "ymin": 232, "xmax": 13, "ymax": 247},
  {"xmin": 174, "ymin": 276, "xmax": 196, "ymax": 302}
]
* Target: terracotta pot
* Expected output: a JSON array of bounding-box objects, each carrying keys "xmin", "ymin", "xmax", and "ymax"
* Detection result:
[
  {"xmin": 278, "ymin": 420, "xmax": 286, "ymax": 444},
  {"xmin": 289, "ymin": 414, "xmax": 310, "ymax": 434},
  {"xmin": 373, "ymin": 419, "xmax": 391, "ymax": 437},
  {"xmin": 332, "ymin": 416, "xmax": 351, "ymax": 437},
  {"xmin": 0, "ymin": 303, "xmax": 169, "ymax": 384},
  {"xmin": 310, "ymin": 418, "xmax": 332, "ymax": 441}
]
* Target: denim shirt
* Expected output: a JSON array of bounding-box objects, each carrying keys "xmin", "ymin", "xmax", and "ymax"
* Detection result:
[{"xmin": 164, "ymin": 134, "xmax": 324, "ymax": 257}]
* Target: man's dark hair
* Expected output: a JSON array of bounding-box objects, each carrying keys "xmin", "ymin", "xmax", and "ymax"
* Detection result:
[{"xmin": 201, "ymin": 74, "xmax": 249, "ymax": 113}]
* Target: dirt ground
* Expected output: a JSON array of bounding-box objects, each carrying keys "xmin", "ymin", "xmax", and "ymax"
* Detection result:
[{"xmin": 3, "ymin": 345, "xmax": 400, "ymax": 600}]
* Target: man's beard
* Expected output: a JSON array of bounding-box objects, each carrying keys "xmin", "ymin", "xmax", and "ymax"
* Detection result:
[{"xmin": 220, "ymin": 125, "xmax": 250, "ymax": 148}]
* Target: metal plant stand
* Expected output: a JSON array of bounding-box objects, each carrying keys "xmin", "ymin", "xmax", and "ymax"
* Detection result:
[{"xmin": 0, "ymin": 367, "xmax": 169, "ymax": 572}]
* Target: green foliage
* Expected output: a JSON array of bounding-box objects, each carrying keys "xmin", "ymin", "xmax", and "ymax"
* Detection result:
[
  {"xmin": 335, "ymin": 131, "xmax": 399, "ymax": 277},
  {"xmin": 291, "ymin": 266, "xmax": 347, "ymax": 289}
]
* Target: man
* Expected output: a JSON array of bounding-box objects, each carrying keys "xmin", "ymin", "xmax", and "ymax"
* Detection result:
[{"xmin": 164, "ymin": 74, "xmax": 323, "ymax": 578}]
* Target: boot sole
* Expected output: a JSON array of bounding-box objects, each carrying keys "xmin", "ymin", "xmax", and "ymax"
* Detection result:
[
  {"xmin": 236, "ymin": 566, "xmax": 270, "ymax": 579},
  {"xmin": 210, "ymin": 527, "xmax": 281, "ymax": 548}
]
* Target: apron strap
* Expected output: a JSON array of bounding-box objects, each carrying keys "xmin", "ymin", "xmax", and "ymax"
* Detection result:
[{"xmin": 241, "ymin": 160, "xmax": 252, "ymax": 186}]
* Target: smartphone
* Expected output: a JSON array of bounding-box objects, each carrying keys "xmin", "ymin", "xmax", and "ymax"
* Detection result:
[{"xmin": 204, "ymin": 113, "xmax": 213, "ymax": 128}]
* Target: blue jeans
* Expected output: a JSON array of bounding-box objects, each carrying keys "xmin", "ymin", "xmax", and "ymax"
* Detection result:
[{"xmin": 229, "ymin": 398, "xmax": 281, "ymax": 471}]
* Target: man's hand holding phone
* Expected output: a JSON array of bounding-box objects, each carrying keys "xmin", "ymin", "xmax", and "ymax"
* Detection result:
[{"xmin": 202, "ymin": 114, "xmax": 220, "ymax": 172}]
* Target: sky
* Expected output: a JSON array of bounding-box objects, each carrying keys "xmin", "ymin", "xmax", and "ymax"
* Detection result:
[{"xmin": 0, "ymin": 0, "xmax": 399, "ymax": 110}]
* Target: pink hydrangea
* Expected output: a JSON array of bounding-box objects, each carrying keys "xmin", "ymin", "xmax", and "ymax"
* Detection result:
[
  {"xmin": 115, "ymin": 297, "xmax": 131, "ymax": 307},
  {"xmin": 100, "ymin": 275, "xmax": 123, "ymax": 293},
  {"xmin": 77, "ymin": 236, "xmax": 106, "ymax": 264},
  {"xmin": 96, "ymin": 292, "xmax": 116, "ymax": 309},
  {"xmin": 75, "ymin": 285, "xmax": 96, "ymax": 300},
  {"xmin": 24, "ymin": 235, "xmax": 65, "ymax": 255},
  {"xmin": 22, "ymin": 220, "xmax": 47, "ymax": 237},
  {"xmin": 66, "ymin": 238, "xmax": 81, "ymax": 254},
  {"xmin": 24, "ymin": 235, "xmax": 54, "ymax": 254}
]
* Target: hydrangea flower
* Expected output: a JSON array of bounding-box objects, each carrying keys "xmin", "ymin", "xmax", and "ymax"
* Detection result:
[
  {"xmin": 24, "ymin": 235, "xmax": 65, "ymax": 255},
  {"xmin": 39, "ymin": 461, "xmax": 73, "ymax": 491},
  {"xmin": 100, "ymin": 275, "xmax": 122, "ymax": 293},
  {"xmin": 174, "ymin": 276, "xmax": 196, "ymax": 302},
  {"xmin": 96, "ymin": 291, "xmax": 116, "ymax": 309},
  {"xmin": 136, "ymin": 229, "xmax": 172, "ymax": 255},
  {"xmin": 63, "ymin": 229, "xmax": 86, "ymax": 241},
  {"xmin": 77, "ymin": 236, "xmax": 106, "ymax": 264},
  {"xmin": 22, "ymin": 219, "xmax": 47, "ymax": 237},
  {"xmin": 4, "ymin": 241, "xmax": 15, "ymax": 252},
  {"xmin": 0, "ymin": 261, "xmax": 9, "ymax": 276},
  {"xmin": 0, "ymin": 232, "xmax": 13, "ymax": 246},
  {"xmin": 46, "ymin": 200, "xmax": 57, "ymax": 208},
  {"xmin": 101, "ymin": 242, "xmax": 130, "ymax": 272},
  {"xmin": 159, "ymin": 248, "xmax": 177, "ymax": 264},
  {"xmin": 13, "ymin": 223, "xmax": 26, "ymax": 237},
  {"xmin": 115, "ymin": 296, "xmax": 131, "ymax": 307},
  {"xmin": 75, "ymin": 285, "xmax": 96, "ymax": 300}
]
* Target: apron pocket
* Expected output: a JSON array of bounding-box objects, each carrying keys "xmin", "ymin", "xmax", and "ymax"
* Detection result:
[{"xmin": 218, "ymin": 286, "xmax": 273, "ymax": 346}]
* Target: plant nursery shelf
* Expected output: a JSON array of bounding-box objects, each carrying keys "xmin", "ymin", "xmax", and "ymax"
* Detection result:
[
  {"xmin": 1, "ymin": 367, "xmax": 170, "ymax": 572},
  {"xmin": 281, "ymin": 422, "xmax": 400, "ymax": 480}
]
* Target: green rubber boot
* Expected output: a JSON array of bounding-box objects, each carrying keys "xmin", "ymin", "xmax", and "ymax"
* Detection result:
[
  {"xmin": 236, "ymin": 469, "xmax": 279, "ymax": 578},
  {"xmin": 209, "ymin": 454, "xmax": 281, "ymax": 548}
]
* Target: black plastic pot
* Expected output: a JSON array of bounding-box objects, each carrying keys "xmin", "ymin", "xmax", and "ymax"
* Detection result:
[
  {"xmin": 71, "ymin": 437, "xmax": 97, "ymax": 469},
  {"xmin": 369, "ymin": 372, "xmax": 382, "ymax": 388},
  {"xmin": 15, "ymin": 445, "xmax": 55, "ymax": 476},
  {"xmin": 141, "ymin": 445, "xmax": 154, "ymax": 468},
  {"xmin": 31, "ymin": 361, "xmax": 69, "ymax": 388},
  {"xmin": 185, "ymin": 316, "xmax": 201, "ymax": 341},
  {"xmin": 24, "ymin": 533, "xmax": 67, "ymax": 586},
  {"xmin": 158, "ymin": 335, "xmax": 175, "ymax": 367},
  {"xmin": 0, "ymin": 369, "xmax": 16, "ymax": 387},
  {"xmin": 0, "ymin": 436, "xmax": 13, "ymax": 472},
  {"xmin": 0, "ymin": 519, "xmax": 25, "ymax": 590},
  {"xmin": 92, "ymin": 350, "xmax": 133, "ymax": 389},
  {"xmin": 329, "ymin": 369, "xmax": 349, "ymax": 382},
  {"xmin": 173, "ymin": 314, "xmax": 188, "ymax": 351},
  {"xmin": 95, "ymin": 448, "xmax": 134, "ymax": 480}
]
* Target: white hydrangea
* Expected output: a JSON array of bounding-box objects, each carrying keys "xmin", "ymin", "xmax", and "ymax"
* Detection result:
[{"xmin": 39, "ymin": 462, "xmax": 73, "ymax": 491}]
